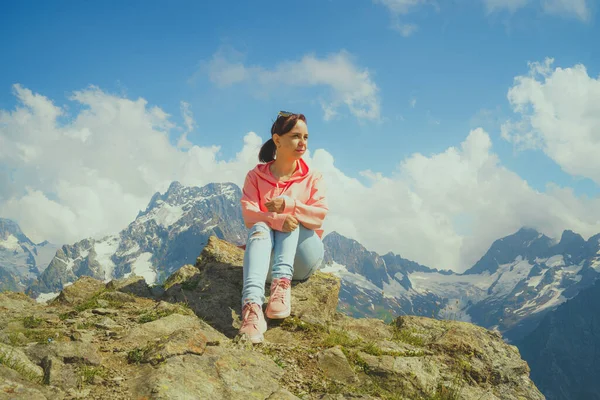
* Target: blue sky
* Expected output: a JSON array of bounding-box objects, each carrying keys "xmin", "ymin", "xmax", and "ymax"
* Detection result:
[{"xmin": 1, "ymin": 0, "xmax": 599, "ymax": 271}]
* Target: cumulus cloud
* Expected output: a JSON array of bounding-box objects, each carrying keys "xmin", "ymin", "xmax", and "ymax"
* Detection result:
[
  {"xmin": 501, "ymin": 58, "xmax": 600, "ymax": 185},
  {"xmin": 2, "ymin": 83, "xmax": 600, "ymax": 272},
  {"xmin": 0, "ymin": 84, "xmax": 262, "ymax": 245},
  {"xmin": 374, "ymin": 0, "xmax": 429, "ymax": 36},
  {"xmin": 483, "ymin": 0, "xmax": 591, "ymax": 20},
  {"xmin": 205, "ymin": 48, "xmax": 380, "ymax": 121},
  {"xmin": 310, "ymin": 128, "xmax": 600, "ymax": 272}
]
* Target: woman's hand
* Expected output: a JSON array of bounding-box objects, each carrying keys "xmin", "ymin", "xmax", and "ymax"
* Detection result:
[
  {"xmin": 265, "ymin": 197, "xmax": 285, "ymax": 213},
  {"xmin": 281, "ymin": 215, "xmax": 299, "ymax": 232}
]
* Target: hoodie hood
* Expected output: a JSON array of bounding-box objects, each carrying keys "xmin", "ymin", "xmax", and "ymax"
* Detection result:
[{"xmin": 252, "ymin": 158, "xmax": 310, "ymax": 187}]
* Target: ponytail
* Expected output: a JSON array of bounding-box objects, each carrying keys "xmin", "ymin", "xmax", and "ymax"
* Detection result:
[{"xmin": 258, "ymin": 138, "xmax": 276, "ymax": 163}]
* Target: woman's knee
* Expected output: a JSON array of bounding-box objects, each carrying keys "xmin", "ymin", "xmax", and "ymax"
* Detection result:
[
  {"xmin": 248, "ymin": 222, "xmax": 272, "ymax": 240},
  {"xmin": 293, "ymin": 240, "xmax": 324, "ymax": 281}
]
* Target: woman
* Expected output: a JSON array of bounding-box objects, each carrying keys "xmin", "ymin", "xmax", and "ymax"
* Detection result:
[{"xmin": 239, "ymin": 111, "xmax": 328, "ymax": 343}]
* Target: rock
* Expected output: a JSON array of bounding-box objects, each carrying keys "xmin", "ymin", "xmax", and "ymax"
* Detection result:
[
  {"xmin": 106, "ymin": 275, "xmax": 153, "ymax": 298},
  {"xmin": 40, "ymin": 356, "xmax": 79, "ymax": 388},
  {"xmin": 287, "ymin": 271, "xmax": 340, "ymax": 326},
  {"xmin": 162, "ymin": 236, "xmax": 341, "ymax": 336},
  {"xmin": 96, "ymin": 299, "xmax": 110, "ymax": 308},
  {"xmin": 91, "ymin": 308, "xmax": 118, "ymax": 316},
  {"xmin": 267, "ymin": 388, "xmax": 301, "ymax": 399},
  {"xmin": 131, "ymin": 327, "xmax": 211, "ymax": 365},
  {"xmin": 0, "ymin": 365, "xmax": 64, "ymax": 400},
  {"xmin": 95, "ymin": 317, "xmax": 122, "ymax": 330},
  {"xmin": 163, "ymin": 264, "xmax": 200, "ymax": 290},
  {"xmin": 98, "ymin": 290, "xmax": 136, "ymax": 303},
  {"xmin": 317, "ymin": 346, "xmax": 358, "ymax": 384},
  {"xmin": 129, "ymin": 347, "xmax": 285, "ymax": 400},
  {"xmin": 51, "ymin": 276, "xmax": 105, "ymax": 306},
  {"xmin": 122, "ymin": 313, "xmax": 226, "ymax": 349},
  {"xmin": 0, "ymin": 291, "xmax": 36, "ymax": 311},
  {"xmin": 0, "ymin": 343, "xmax": 44, "ymax": 381},
  {"xmin": 0, "ymin": 235, "xmax": 546, "ymax": 400},
  {"xmin": 24, "ymin": 341, "xmax": 102, "ymax": 366}
]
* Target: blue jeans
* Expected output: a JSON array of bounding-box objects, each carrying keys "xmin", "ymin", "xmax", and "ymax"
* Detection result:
[{"xmin": 242, "ymin": 222, "xmax": 324, "ymax": 306}]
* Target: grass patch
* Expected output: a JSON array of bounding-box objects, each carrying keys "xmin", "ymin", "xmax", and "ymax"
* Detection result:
[
  {"xmin": 126, "ymin": 347, "xmax": 147, "ymax": 364},
  {"xmin": 59, "ymin": 311, "xmax": 77, "ymax": 321},
  {"xmin": 76, "ymin": 320, "xmax": 95, "ymax": 330},
  {"xmin": 426, "ymin": 373, "xmax": 465, "ymax": 400},
  {"xmin": 392, "ymin": 327, "xmax": 425, "ymax": 347},
  {"xmin": 321, "ymin": 329, "xmax": 362, "ymax": 348},
  {"xmin": 7, "ymin": 333, "xmax": 24, "ymax": 346},
  {"xmin": 22, "ymin": 328, "xmax": 63, "ymax": 344},
  {"xmin": 22, "ymin": 315, "xmax": 44, "ymax": 329},
  {"xmin": 77, "ymin": 365, "xmax": 107, "ymax": 388},
  {"xmin": 73, "ymin": 289, "xmax": 124, "ymax": 313},
  {"xmin": 280, "ymin": 316, "xmax": 323, "ymax": 333},
  {"xmin": 137, "ymin": 302, "xmax": 193, "ymax": 324},
  {"xmin": 137, "ymin": 309, "xmax": 176, "ymax": 323},
  {"xmin": 341, "ymin": 348, "xmax": 371, "ymax": 374},
  {"xmin": 0, "ymin": 349, "xmax": 42, "ymax": 383}
]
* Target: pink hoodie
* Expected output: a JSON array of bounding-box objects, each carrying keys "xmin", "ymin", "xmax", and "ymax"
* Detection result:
[{"xmin": 241, "ymin": 158, "xmax": 328, "ymax": 239}]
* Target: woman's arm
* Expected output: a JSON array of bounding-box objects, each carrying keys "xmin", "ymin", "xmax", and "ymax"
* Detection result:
[
  {"xmin": 283, "ymin": 173, "xmax": 328, "ymax": 230},
  {"xmin": 241, "ymin": 172, "xmax": 287, "ymax": 231}
]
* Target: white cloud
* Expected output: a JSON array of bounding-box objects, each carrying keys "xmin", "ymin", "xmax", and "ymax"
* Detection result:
[
  {"xmin": 374, "ymin": 0, "xmax": 428, "ymax": 36},
  {"xmin": 205, "ymin": 49, "xmax": 380, "ymax": 121},
  {"xmin": 483, "ymin": 0, "xmax": 591, "ymax": 20},
  {"xmin": 375, "ymin": 0, "xmax": 428, "ymax": 14},
  {"xmin": 484, "ymin": 0, "xmax": 530, "ymax": 13},
  {"xmin": 392, "ymin": 22, "xmax": 419, "ymax": 37},
  {"xmin": 311, "ymin": 128, "xmax": 600, "ymax": 272},
  {"xmin": 2, "ymin": 83, "xmax": 600, "ymax": 273},
  {"xmin": 410, "ymin": 97, "xmax": 417, "ymax": 108},
  {"xmin": 0, "ymin": 84, "xmax": 262, "ymax": 245},
  {"xmin": 177, "ymin": 101, "xmax": 195, "ymax": 149},
  {"xmin": 501, "ymin": 58, "xmax": 600, "ymax": 185}
]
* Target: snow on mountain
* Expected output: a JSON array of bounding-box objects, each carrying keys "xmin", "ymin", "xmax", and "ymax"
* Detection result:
[
  {"xmin": 27, "ymin": 181, "xmax": 247, "ymax": 299},
  {"xmin": 322, "ymin": 227, "xmax": 600, "ymax": 342},
  {"xmin": 0, "ymin": 218, "xmax": 59, "ymax": 291}
]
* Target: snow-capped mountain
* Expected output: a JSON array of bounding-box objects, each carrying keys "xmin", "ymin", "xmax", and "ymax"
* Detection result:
[
  {"xmin": 0, "ymin": 218, "xmax": 58, "ymax": 291},
  {"xmin": 517, "ymin": 276, "xmax": 600, "ymax": 400},
  {"xmin": 320, "ymin": 227, "xmax": 600, "ymax": 342},
  {"xmin": 26, "ymin": 181, "xmax": 247, "ymax": 299},
  {"xmin": 10, "ymin": 180, "xmax": 600, "ymax": 343}
]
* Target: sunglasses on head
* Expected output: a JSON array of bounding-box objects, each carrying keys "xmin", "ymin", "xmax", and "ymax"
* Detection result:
[{"xmin": 277, "ymin": 110, "xmax": 296, "ymax": 118}]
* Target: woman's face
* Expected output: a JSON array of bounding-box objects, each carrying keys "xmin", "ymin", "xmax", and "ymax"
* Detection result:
[{"xmin": 274, "ymin": 119, "xmax": 308, "ymax": 161}]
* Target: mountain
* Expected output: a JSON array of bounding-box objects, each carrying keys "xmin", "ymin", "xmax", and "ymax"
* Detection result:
[
  {"xmin": 322, "ymin": 232, "xmax": 447, "ymax": 322},
  {"xmin": 0, "ymin": 218, "xmax": 58, "ymax": 292},
  {"xmin": 321, "ymin": 227, "xmax": 600, "ymax": 342},
  {"xmin": 518, "ymin": 277, "xmax": 600, "ymax": 400},
  {"xmin": 26, "ymin": 181, "xmax": 247, "ymax": 299},
  {"xmin": 0, "ymin": 236, "xmax": 544, "ymax": 399},
  {"xmin": 465, "ymin": 227, "xmax": 600, "ymax": 341},
  {"xmin": 14, "ymin": 180, "xmax": 600, "ymax": 346}
]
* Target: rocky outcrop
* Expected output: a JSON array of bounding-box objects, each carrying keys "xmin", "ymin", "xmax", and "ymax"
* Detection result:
[{"xmin": 0, "ymin": 236, "xmax": 544, "ymax": 399}]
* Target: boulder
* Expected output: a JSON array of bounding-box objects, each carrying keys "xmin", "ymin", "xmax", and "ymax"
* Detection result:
[{"xmin": 162, "ymin": 236, "xmax": 341, "ymax": 337}]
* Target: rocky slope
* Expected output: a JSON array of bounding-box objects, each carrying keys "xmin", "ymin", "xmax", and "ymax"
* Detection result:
[
  {"xmin": 518, "ymin": 277, "xmax": 600, "ymax": 400},
  {"xmin": 0, "ymin": 236, "xmax": 544, "ymax": 399},
  {"xmin": 0, "ymin": 218, "xmax": 58, "ymax": 292},
  {"xmin": 26, "ymin": 181, "xmax": 247, "ymax": 298}
]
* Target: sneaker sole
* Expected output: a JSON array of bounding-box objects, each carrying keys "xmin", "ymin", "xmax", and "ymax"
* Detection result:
[
  {"xmin": 249, "ymin": 333, "xmax": 264, "ymax": 344},
  {"xmin": 266, "ymin": 309, "xmax": 291, "ymax": 319}
]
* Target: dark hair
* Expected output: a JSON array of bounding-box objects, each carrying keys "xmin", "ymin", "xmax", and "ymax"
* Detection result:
[{"xmin": 258, "ymin": 113, "xmax": 307, "ymax": 163}]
